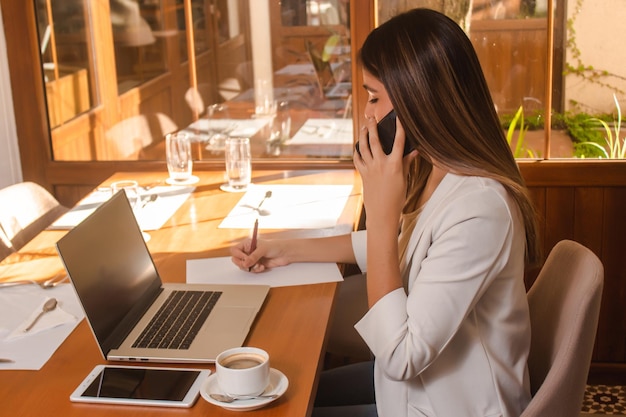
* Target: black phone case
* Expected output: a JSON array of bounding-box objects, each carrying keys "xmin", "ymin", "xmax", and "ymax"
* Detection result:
[{"xmin": 356, "ymin": 110, "xmax": 414, "ymax": 156}]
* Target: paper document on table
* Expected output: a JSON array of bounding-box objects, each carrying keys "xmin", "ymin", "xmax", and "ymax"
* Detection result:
[
  {"xmin": 0, "ymin": 284, "xmax": 84, "ymax": 370},
  {"xmin": 218, "ymin": 184, "xmax": 354, "ymax": 229},
  {"xmin": 187, "ymin": 257, "xmax": 343, "ymax": 287},
  {"xmin": 185, "ymin": 118, "xmax": 270, "ymax": 137},
  {"xmin": 287, "ymin": 118, "xmax": 353, "ymax": 145},
  {"xmin": 50, "ymin": 185, "xmax": 194, "ymax": 231},
  {"xmin": 275, "ymin": 63, "xmax": 316, "ymax": 76}
]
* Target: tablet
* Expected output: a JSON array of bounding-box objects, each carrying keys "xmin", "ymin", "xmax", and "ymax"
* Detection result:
[{"xmin": 70, "ymin": 365, "xmax": 210, "ymax": 407}]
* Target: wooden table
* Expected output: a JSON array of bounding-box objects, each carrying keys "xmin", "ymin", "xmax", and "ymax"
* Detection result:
[{"xmin": 0, "ymin": 169, "xmax": 363, "ymax": 417}]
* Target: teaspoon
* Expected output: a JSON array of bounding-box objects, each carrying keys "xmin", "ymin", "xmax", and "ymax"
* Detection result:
[
  {"xmin": 209, "ymin": 393, "xmax": 278, "ymax": 403},
  {"xmin": 24, "ymin": 298, "xmax": 57, "ymax": 332},
  {"xmin": 243, "ymin": 191, "xmax": 272, "ymax": 216}
]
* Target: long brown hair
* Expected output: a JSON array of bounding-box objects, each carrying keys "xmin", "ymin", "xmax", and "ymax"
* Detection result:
[{"xmin": 359, "ymin": 8, "xmax": 541, "ymax": 265}]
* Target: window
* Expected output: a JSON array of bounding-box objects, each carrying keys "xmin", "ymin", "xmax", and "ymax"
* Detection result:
[{"xmin": 36, "ymin": 0, "xmax": 354, "ymax": 164}]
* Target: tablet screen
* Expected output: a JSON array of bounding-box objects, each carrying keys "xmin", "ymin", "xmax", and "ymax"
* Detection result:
[{"xmin": 81, "ymin": 367, "xmax": 200, "ymax": 401}]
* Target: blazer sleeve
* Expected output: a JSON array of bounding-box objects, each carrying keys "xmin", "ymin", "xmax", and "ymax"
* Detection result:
[{"xmin": 355, "ymin": 186, "xmax": 518, "ymax": 381}]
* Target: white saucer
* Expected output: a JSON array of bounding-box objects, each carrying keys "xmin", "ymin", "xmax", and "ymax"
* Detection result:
[
  {"xmin": 165, "ymin": 175, "xmax": 199, "ymax": 186},
  {"xmin": 200, "ymin": 368, "xmax": 288, "ymax": 411},
  {"xmin": 220, "ymin": 183, "xmax": 250, "ymax": 193}
]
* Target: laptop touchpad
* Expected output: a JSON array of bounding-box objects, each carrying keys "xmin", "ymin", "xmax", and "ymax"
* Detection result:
[{"xmin": 205, "ymin": 307, "xmax": 256, "ymax": 334}]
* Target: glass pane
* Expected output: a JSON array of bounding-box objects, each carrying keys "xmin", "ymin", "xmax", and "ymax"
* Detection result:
[
  {"xmin": 559, "ymin": 0, "xmax": 626, "ymax": 159},
  {"xmin": 111, "ymin": 0, "xmax": 168, "ymax": 93},
  {"xmin": 282, "ymin": 0, "xmax": 350, "ymax": 26},
  {"xmin": 192, "ymin": 0, "xmax": 210, "ymax": 52},
  {"xmin": 179, "ymin": 0, "xmax": 354, "ymax": 162},
  {"xmin": 36, "ymin": 0, "xmax": 95, "ymax": 129},
  {"xmin": 377, "ymin": 1, "xmax": 548, "ymax": 159},
  {"xmin": 44, "ymin": 0, "xmax": 354, "ymax": 162}
]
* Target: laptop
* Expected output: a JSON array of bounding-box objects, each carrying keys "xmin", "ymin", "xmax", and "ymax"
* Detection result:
[
  {"xmin": 56, "ymin": 190, "xmax": 269, "ymax": 363},
  {"xmin": 305, "ymin": 40, "xmax": 352, "ymax": 99}
]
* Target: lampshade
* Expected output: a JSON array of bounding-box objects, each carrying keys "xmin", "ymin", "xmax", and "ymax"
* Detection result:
[{"xmin": 110, "ymin": 0, "xmax": 156, "ymax": 46}]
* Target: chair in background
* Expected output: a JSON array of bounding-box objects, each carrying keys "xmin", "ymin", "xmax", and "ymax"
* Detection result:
[
  {"xmin": 521, "ymin": 239, "xmax": 604, "ymax": 417},
  {"xmin": 0, "ymin": 182, "xmax": 69, "ymax": 261},
  {"xmin": 105, "ymin": 113, "xmax": 177, "ymax": 160}
]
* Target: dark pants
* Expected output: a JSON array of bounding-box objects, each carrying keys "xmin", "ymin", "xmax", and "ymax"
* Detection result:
[{"xmin": 312, "ymin": 361, "xmax": 378, "ymax": 417}]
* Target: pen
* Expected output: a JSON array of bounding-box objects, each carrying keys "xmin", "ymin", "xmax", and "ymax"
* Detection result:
[
  {"xmin": 248, "ymin": 218, "xmax": 259, "ymax": 272},
  {"xmin": 0, "ymin": 358, "xmax": 14, "ymax": 363}
]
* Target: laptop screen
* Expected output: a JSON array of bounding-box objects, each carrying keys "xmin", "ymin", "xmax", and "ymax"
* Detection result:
[{"xmin": 56, "ymin": 191, "xmax": 162, "ymax": 355}]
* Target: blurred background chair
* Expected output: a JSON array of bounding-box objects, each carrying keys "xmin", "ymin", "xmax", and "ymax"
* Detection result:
[
  {"xmin": 521, "ymin": 239, "xmax": 604, "ymax": 417},
  {"xmin": 105, "ymin": 113, "xmax": 177, "ymax": 160},
  {"xmin": 0, "ymin": 182, "xmax": 69, "ymax": 261}
]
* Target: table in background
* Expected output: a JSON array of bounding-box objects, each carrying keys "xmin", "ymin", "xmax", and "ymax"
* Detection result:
[{"xmin": 0, "ymin": 169, "xmax": 363, "ymax": 417}]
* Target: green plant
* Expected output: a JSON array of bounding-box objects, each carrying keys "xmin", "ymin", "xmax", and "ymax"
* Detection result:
[
  {"xmin": 504, "ymin": 106, "xmax": 538, "ymax": 158},
  {"xmin": 552, "ymin": 111, "xmax": 607, "ymax": 158},
  {"xmin": 578, "ymin": 94, "xmax": 626, "ymax": 159}
]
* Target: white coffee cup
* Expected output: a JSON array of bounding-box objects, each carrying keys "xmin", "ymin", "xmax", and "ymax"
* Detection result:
[
  {"xmin": 215, "ymin": 347, "xmax": 270, "ymax": 397},
  {"xmin": 165, "ymin": 132, "xmax": 193, "ymax": 182},
  {"xmin": 224, "ymin": 137, "xmax": 251, "ymax": 190}
]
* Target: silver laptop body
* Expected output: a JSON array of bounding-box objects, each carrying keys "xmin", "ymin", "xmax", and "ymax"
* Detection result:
[{"xmin": 56, "ymin": 190, "xmax": 269, "ymax": 363}]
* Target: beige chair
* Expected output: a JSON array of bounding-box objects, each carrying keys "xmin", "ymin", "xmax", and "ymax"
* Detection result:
[
  {"xmin": 105, "ymin": 113, "xmax": 177, "ymax": 160},
  {"xmin": 521, "ymin": 239, "xmax": 604, "ymax": 417},
  {"xmin": 0, "ymin": 182, "xmax": 69, "ymax": 260}
]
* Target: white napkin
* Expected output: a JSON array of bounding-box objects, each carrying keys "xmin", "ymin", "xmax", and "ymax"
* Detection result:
[
  {"xmin": 6, "ymin": 296, "xmax": 77, "ymax": 340},
  {"xmin": 0, "ymin": 284, "xmax": 84, "ymax": 370}
]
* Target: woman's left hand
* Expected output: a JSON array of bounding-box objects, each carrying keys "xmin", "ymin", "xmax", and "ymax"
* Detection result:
[{"xmin": 354, "ymin": 116, "xmax": 417, "ymax": 226}]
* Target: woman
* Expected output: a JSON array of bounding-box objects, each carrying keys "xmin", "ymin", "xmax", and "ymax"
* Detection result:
[{"xmin": 231, "ymin": 8, "xmax": 540, "ymax": 417}]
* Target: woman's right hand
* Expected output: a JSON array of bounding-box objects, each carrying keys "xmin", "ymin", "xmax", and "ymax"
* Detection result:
[{"xmin": 230, "ymin": 238, "xmax": 292, "ymax": 273}]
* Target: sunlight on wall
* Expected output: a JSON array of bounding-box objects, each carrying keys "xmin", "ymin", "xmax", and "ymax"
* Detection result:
[
  {"xmin": 0, "ymin": 5, "xmax": 22, "ymax": 188},
  {"xmin": 564, "ymin": 0, "xmax": 626, "ymax": 113}
]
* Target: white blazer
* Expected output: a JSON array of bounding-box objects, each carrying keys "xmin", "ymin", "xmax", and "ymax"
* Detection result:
[{"xmin": 354, "ymin": 173, "xmax": 531, "ymax": 417}]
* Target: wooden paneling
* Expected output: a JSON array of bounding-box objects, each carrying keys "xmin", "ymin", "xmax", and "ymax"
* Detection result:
[
  {"xmin": 598, "ymin": 188, "xmax": 626, "ymax": 362},
  {"xmin": 520, "ymin": 162, "xmax": 626, "ymax": 371}
]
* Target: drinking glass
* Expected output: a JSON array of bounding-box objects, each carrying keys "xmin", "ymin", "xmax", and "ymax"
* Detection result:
[
  {"xmin": 207, "ymin": 103, "xmax": 233, "ymax": 150},
  {"xmin": 269, "ymin": 100, "xmax": 291, "ymax": 144},
  {"xmin": 165, "ymin": 132, "xmax": 193, "ymax": 182},
  {"xmin": 224, "ymin": 137, "xmax": 251, "ymax": 190},
  {"xmin": 111, "ymin": 180, "xmax": 140, "ymax": 209}
]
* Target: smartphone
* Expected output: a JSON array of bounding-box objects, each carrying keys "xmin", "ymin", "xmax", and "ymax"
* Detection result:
[
  {"xmin": 355, "ymin": 110, "xmax": 414, "ymax": 156},
  {"xmin": 70, "ymin": 365, "xmax": 210, "ymax": 408}
]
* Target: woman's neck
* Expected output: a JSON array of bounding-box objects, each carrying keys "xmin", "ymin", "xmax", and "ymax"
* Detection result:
[{"xmin": 415, "ymin": 165, "xmax": 447, "ymax": 208}]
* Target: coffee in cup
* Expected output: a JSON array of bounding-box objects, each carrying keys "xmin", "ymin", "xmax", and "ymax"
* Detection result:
[
  {"xmin": 216, "ymin": 347, "xmax": 270, "ymax": 397},
  {"xmin": 220, "ymin": 352, "xmax": 266, "ymax": 369}
]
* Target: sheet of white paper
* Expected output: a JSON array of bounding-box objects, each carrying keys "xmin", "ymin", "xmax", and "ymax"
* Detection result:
[
  {"xmin": 0, "ymin": 284, "xmax": 84, "ymax": 370},
  {"xmin": 186, "ymin": 118, "xmax": 270, "ymax": 137},
  {"xmin": 275, "ymin": 63, "xmax": 316, "ymax": 76},
  {"xmin": 187, "ymin": 257, "xmax": 343, "ymax": 287},
  {"xmin": 218, "ymin": 184, "xmax": 353, "ymax": 229},
  {"xmin": 287, "ymin": 118, "xmax": 353, "ymax": 145},
  {"xmin": 49, "ymin": 185, "xmax": 193, "ymax": 231}
]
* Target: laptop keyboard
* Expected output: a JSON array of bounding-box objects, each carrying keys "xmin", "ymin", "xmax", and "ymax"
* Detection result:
[{"xmin": 132, "ymin": 290, "xmax": 222, "ymax": 350}]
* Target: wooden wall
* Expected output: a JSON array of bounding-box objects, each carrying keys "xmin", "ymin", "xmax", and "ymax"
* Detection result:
[{"xmin": 519, "ymin": 161, "xmax": 626, "ymax": 375}]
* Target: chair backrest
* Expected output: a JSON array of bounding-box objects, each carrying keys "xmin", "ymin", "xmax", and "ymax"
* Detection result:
[
  {"xmin": 0, "ymin": 182, "xmax": 68, "ymax": 260},
  {"xmin": 105, "ymin": 113, "xmax": 177, "ymax": 160},
  {"xmin": 521, "ymin": 239, "xmax": 604, "ymax": 417}
]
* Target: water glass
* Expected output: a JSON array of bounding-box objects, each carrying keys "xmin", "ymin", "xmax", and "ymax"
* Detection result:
[
  {"xmin": 269, "ymin": 100, "xmax": 291, "ymax": 144},
  {"xmin": 224, "ymin": 137, "xmax": 251, "ymax": 190},
  {"xmin": 165, "ymin": 132, "xmax": 193, "ymax": 182},
  {"xmin": 207, "ymin": 103, "xmax": 232, "ymax": 149},
  {"xmin": 111, "ymin": 180, "xmax": 140, "ymax": 208}
]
